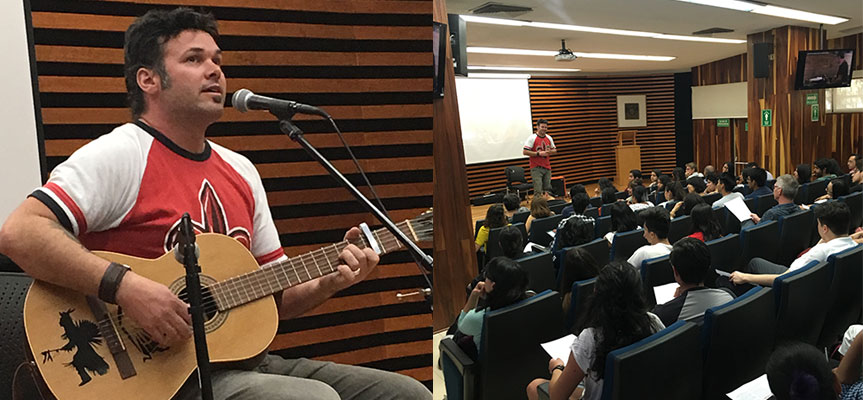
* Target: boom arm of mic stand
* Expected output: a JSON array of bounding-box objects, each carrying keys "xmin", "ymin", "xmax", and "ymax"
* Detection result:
[{"xmin": 276, "ymin": 119, "xmax": 433, "ymax": 294}]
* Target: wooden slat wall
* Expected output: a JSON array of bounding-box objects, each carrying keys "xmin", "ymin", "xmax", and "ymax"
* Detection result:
[
  {"xmin": 29, "ymin": 0, "xmax": 433, "ymax": 387},
  {"xmin": 691, "ymin": 54, "xmax": 746, "ymax": 170},
  {"xmin": 746, "ymin": 28, "xmax": 862, "ymax": 176},
  {"xmin": 465, "ymin": 75, "xmax": 677, "ymax": 197}
]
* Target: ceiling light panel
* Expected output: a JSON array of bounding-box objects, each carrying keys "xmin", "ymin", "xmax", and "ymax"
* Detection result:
[
  {"xmin": 468, "ymin": 66, "xmax": 581, "ymax": 72},
  {"xmin": 468, "ymin": 47, "xmax": 676, "ymax": 61}
]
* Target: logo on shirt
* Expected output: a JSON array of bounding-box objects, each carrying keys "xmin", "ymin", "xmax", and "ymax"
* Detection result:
[{"xmin": 162, "ymin": 179, "xmax": 251, "ymax": 252}]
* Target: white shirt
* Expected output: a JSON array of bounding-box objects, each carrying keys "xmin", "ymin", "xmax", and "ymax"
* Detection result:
[
  {"xmin": 627, "ymin": 242, "xmax": 673, "ymax": 269},
  {"xmin": 711, "ymin": 192, "xmax": 744, "ymax": 209},
  {"xmin": 788, "ymin": 237, "xmax": 858, "ymax": 272}
]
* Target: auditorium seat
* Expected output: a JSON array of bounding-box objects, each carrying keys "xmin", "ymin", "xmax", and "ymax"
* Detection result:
[
  {"xmin": 565, "ymin": 278, "xmax": 596, "ymax": 333},
  {"xmin": 702, "ymin": 192, "xmax": 721, "ymax": 206},
  {"xmin": 706, "ymin": 234, "xmax": 740, "ymax": 286},
  {"xmin": 512, "ymin": 210, "xmax": 530, "ymax": 225},
  {"xmin": 549, "ymin": 201, "xmax": 567, "ymax": 215},
  {"xmin": 474, "ymin": 219, "xmax": 484, "ymax": 238},
  {"xmin": 776, "ymin": 210, "xmax": 815, "ymax": 266},
  {"xmin": 609, "ymin": 230, "xmax": 648, "ymax": 263},
  {"xmin": 794, "ymin": 182, "xmax": 809, "ymax": 205},
  {"xmin": 600, "ymin": 203, "xmax": 614, "ymax": 217},
  {"xmin": 774, "ymin": 260, "xmax": 833, "ymax": 345},
  {"xmin": 562, "ymin": 238, "xmax": 609, "ymax": 279},
  {"xmin": 601, "ymin": 321, "xmax": 702, "ymax": 400},
  {"xmin": 440, "ymin": 290, "xmax": 565, "ymax": 400},
  {"xmin": 805, "ymin": 179, "xmax": 829, "ymax": 205},
  {"xmin": 519, "ymin": 252, "xmax": 555, "ymax": 293},
  {"xmin": 593, "ymin": 216, "xmax": 611, "ymax": 238},
  {"xmin": 765, "ymin": 179, "xmax": 776, "ymax": 190},
  {"xmin": 0, "ymin": 272, "xmax": 40, "ymax": 400},
  {"xmin": 701, "ymin": 286, "xmax": 775, "ymax": 400},
  {"xmin": 721, "ymin": 206, "xmax": 743, "ymax": 235},
  {"xmin": 528, "ymin": 215, "xmax": 564, "ymax": 247},
  {"xmin": 589, "ymin": 196, "xmax": 602, "ymax": 208},
  {"xmin": 838, "ymin": 191, "xmax": 862, "ymax": 232},
  {"xmin": 754, "ymin": 194, "xmax": 778, "ymax": 217},
  {"xmin": 744, "ymin": 197, "xmax": 756, "ymax": 217},
  {"xmin": 639, "ymin": 255, "xmax": 673, "ymax": 308},
  {"xmin": 738, "ymin": 220, "xmax": 780, "ymax": 268},
  {"xmin": 583, "ymin": 207, "xmax": 599, "ymax": 219},
  {"xmin": 667, "ymin": 215, "xmax": 692, "ymax": 244},
  {"xmin": 615, "ymin": 191, "xmax": 627, "ymax": 200},
  {"xmin": 505, "ymin": 166, "xmax": 533, "ymax": 199},
  {"xmin": 818, "ymin": 245, "xmax": 863, "ymax": 348}
]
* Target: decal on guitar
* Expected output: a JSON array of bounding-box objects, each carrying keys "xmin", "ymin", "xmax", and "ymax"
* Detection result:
[{"xmin": 40, "ymin": 309, "xmax": 109, "ymax": 386}]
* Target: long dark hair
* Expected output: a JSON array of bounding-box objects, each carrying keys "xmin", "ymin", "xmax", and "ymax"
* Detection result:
[
  {"xmin": 665, "ymin": 181, "xmax": 686, "ymax": 202},
  {"xmin": 689, "ymin": 203, "xmax": 721, "ymax": 241},
  {"xmin": 483, "ymin": 204, "xmax": 507, "ymax": 228},
  {"xmin": 557, "ymin": 217, "xmax": 595, "ymax": 250},
  {"xmin": 681, "ymin": 193, "xmax": 707, "ymax": 216},
  {"xmin": 479, "ymin": 257, "xmax": 529, "ymax": 311},
  {"xmin": 795, "ymin": 164, "xmax": 811, "ymax": 185},
  {"xmin": 498, "ymin": 225, "xmax": 523, "ymax": 259},
  {"xmin": 672, "ymin": 167, "xmax": 686, "ymax": 182},
  {"xmin": 559, "ymin": 248, "xmax": 599, "ymax": 294},
  {"xmin": 579, "ymin": 262, "xmax": 655, "ymax": 379},
  {"xmin": 609, "ymin": 202, "xmax": 638, "ymax": 232}
]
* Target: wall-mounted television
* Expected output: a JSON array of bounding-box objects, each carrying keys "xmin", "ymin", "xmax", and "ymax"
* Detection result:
[
  {"xmin": 433, "ymin": 21, "xmax": 447, "ymax": 97},
  {"xmin": 794, "ymin": 49, "xmax": 854, "ymax": 90}
]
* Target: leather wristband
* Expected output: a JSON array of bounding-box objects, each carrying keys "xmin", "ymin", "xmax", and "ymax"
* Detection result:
[
  {"xmin": 98, "ymin": 262, "xmax": 129, "ymax": 304},
  {"xmin": 551, "ymin": 364, "xmax": 565, "ymax": 374}
]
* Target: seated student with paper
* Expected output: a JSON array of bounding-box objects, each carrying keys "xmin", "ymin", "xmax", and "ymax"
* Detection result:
[
  {"xmin": 627, "ymin": 207, "xmax": 673, "ymax": 270},
  {"xmin": 526, "ymin": 262, "xmax": 664, "ymax": 400},
  {"xmin": 712, "ymin": 173, "xmax": 745, "ymax": 209},
  {"xmin": 766, "ymin": 331, "xmax": 863, "ymax": 400},
  {"xmin": 730, "ymin": 201, "xmax": 858, "ymax": 287},
  {"xmin": 651, "ymin": 238, "xmax": 734, "ymax": 326},
  {"xmin": 750, "ymin": 174, "xmax": 801, "ymax": 224},
  {"xmin": 743, "ymin": 167, "xmax": 771, "ymax": 200}
]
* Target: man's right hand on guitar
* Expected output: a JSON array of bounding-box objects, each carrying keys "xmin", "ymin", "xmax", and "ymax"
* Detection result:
[{"xmin": 116, "ymin": 272, "xmax": 191, "ymax": 346}]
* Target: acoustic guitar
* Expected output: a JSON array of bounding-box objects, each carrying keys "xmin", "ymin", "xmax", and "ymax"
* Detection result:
[{"xmin": 23, "ymin": 212, "xmax": 432, "ymax": 400}]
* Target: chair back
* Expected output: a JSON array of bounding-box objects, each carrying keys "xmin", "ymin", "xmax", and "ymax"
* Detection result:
[
  {"xmin": 639, "ymin": 255, "xmax": 673, "ymax": 308},
  {"xmin": 838, "ymin": 191, "xmax": 863, "ymax": 232},
  {"xmin": 774, "ymin": 261, "xmax": 834, "ymax": 345},
  {"xmin": 565, "ymin": 278, "xmax": 596, "ymax": 333},
  {"xmin": 602, "ymin": 321, "xmax": 702, "ymax": 400},
  {"xmin": 549, "ymin": 201, "xmax": 567, "ymax": 215},
  {"xmin": 570, "ymin": 238, "xmax": 611, "ymax": 271},
  {"xmin": 474, "ymin": 219, "xmax": 485, "ymax": 238},
  {"xmin": 701, "ymin": 286, "xmax": 775, "ymax": 400},
  {"xmin": 754, "ymin": 194, "xmax": 778, "ymax": 217},
  {"xmin": 738, "ymin": 220, "xmax": 780, "ymax": 268},
  {"xmin": 505, "ymin": 166, "xmax": 527, "ymax": 185},
  {"xmin": 667, "ymin": 215, "xmax": 692, "ymax": 244},
  {"xmin": 600, "ymin": 203, "xmax": 614, "ymax": 217},
  {"xmin": 765, "ymin": 179, "xmax": 776, "ymax": 190},
  {"xmin": 702, "ymin": 192, "xmax": 721, "ymax": 205},
  {"xmin": 0, "ymin": 272, "xmax": 40, "ymax": 400},
  {"xmin": 743, "ymin": 197, "xmax": 757, "ymax": 215},
  {"xmin": 609, "ymin": 229, "xmax": 648, "ymax": 262},
  {"xmin": 512, "ymin": 210, "xmax": 530, "ymax": 225},
  {"xmin": 776, "ymin": 210, "xmax": 815, "ymax": 266},
  {"xmin": 805, "ymin": 179, "xmax": 829, "ymax": 205},
  {"xmin": 518, "ymin": 252, "xmax": 555, "ymax": 293},
  {"xmin": 818, "ymin": 245, "xmax": 863, "ymax": 347},
  {"xmin": 794, "ymin": 182, "xmax": 809, "ymax": 205},
  {"xmin": 485, "ymin": 226, "xmax": 505, "ymax": 260},
  {"xmin": 593, "ymin": 216, "xmax": 611, "ymax": 238},
  {"xmin": 721, "ymin": 205, "xmax": 742, "ymax": 235},
  {"xmin": 615, "ymin": 191, "xmax": 627, "ymax": 200},
  {"xmin": 589, "ymin": 196, "xmax": 603, "ymax": 208},
  {"xmin": 528, "ymin": 215, "xmax": 564, "ymax": 247},
  {"xmin": 706, "ymin": 234, "xmax": 740, "ymax": 282},
  {"xmin": 583, "ymin": 207, "xmax": 599, "ymax": 219},
  {"xmin": 481, "ymin": 290, "xmax": 566, "ymax": 400}
]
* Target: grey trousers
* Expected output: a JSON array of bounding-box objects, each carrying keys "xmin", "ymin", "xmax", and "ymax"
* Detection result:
[
  {"xmin": 747, "ymin": 257, "xmax": 789, "ymax": 274},
  {"xmin": 531, "ymin": 166, "xmax": 552, "ymax": 196},
  {"xmin": 175, "ymin": 354, "xmax": 431, "ymax": 400}
]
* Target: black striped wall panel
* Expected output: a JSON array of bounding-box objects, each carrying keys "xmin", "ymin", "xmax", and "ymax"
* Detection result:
[
  {"xmin": 466, "ymin": 75, "xmax": 677, "ymax": 197},
  {"xmin": 29, "ymin": 0, "xmax": 433, "ymax": 386}
]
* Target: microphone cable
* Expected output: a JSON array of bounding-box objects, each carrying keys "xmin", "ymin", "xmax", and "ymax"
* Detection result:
[{"xmin": 326, "ymin": 117, "xmax": 389, "ymax": 217}]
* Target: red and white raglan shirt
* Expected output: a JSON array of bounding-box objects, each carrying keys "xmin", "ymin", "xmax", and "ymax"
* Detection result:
[
  {"xmin": 30, "ymin": 121, "xmax": 285, "ymax": 266},
  {"xmin": 523, "ymin": 133, "xmax": 555, "ymax": 170}
]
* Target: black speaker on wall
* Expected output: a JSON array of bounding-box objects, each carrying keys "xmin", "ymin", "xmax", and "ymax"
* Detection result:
[
  {"xmin": 447, "ymin": 13, "xmax": 467, "ymax": 76},
  {"xmin": 753, "ymin": 42, "xmax": 772, "ymax": 78}
]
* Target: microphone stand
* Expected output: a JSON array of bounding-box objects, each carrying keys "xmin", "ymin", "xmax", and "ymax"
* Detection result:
[
  {"xmin": 178, "ymin": 213, "xmax": 214, "ymax": 400},
  {"xmin": 273, "ymin": 112, "xmax": 433, "ymax": 306}
]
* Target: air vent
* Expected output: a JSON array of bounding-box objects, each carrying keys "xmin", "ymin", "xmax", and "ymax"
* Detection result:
[
  {"xmin": 470, "ymin": 2, "xmax": 533, "ymax": 17},
  {"xmin": 693, "ymin": 27, "xmax": 734, "ymax": 35}
]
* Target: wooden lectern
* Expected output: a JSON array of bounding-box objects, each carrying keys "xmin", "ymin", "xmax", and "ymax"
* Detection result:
[{"xmin": 615, "ymin": 130, "xmax": 641, "ymax": 187}]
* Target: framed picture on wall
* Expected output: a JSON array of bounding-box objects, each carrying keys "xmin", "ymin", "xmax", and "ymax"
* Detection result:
[{"xmin": 617, "ymin": 95, "xmax": 647, "ymax": 127}]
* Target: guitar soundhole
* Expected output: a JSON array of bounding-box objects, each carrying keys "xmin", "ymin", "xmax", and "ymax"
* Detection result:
[
  {"xmin": 169, "ymin": 274, "xmax": 228, "ymax": 333},
  {"xmin": 176, "ymin": 286, "xmax": 218, "ymax": 321}
]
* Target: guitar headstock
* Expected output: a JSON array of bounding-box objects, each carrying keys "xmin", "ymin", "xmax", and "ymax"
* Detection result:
[{"xmin": 408, "ymin": 209, "xmax": 433, "ymax": 242}]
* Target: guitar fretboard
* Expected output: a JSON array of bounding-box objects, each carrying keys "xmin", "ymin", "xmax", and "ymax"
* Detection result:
[{"xmin": 209, "ymin": 220, "xmax": 418, "ymax": 311}]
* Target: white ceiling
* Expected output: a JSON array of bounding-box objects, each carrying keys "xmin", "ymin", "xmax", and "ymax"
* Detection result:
[{"xmin": 445, "ymin": 0, "xmax": 863, "ymax": 75}]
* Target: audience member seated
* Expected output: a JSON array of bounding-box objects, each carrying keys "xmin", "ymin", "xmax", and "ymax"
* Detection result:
[
  {"xmin": 660, "ymin": 181, "xmax": 686, "ymax": 208},
  {"xmin": 629, "ymin": 169, "xmax": 642, "ymax": 182},
  {"xmin": 685, "ymin": 176, "xmax": 706, "ymax": 195},
  {"xmin": 671, "ymin": 193, "xmax": 706, "ymax": 219},
  {"xmin": 685, "ymin": 162, "xmax": 703, "ymax": 179},
  {"xmin": 553, "ymin": 193, "xmax": 594, "ymax": 246},
  {"xmin": 500, "ymin": 225, "xmax": 530, "ymax": 260},
  {"xmin": 648, "ymin": 168, "xmax": 662, "ymax": 192},
  {"xmin": 703, "ymin": 164, "xmax": 715, "ymax": 178},
  {"xmin": 730, "ymin": 201, "xmax": 857, "ymax": 287},
  {"xmin": 851, "ymin": 159, "xmax": 863, "ymax": 193},
  {"xmin": 672, "ymin": 166, "xmax": 686, "ymax": 182},
  {"xmin": 751, "ymin": 174, "xmax": 800, "ymax": 224},
  {"xmin": 560, "ymin": 184, "xmax": 587, "ymax": 218},
  {"xmin": 624, "ymin": 178, "xmax": 643, "ymax": 203},
  {"xmin": 743, "ymin": 167, "xmax": 771, "ymax": 200},
  {"xmin": 746, "ymin": 161, "xmax": 774, "ymax": 181},
  {"xmin": 655, "ymin": 174, "xmax": 671, "ymax": 205},
  {"xmin": 552, "ymin": 217, "xmax": 596, "ymax": 272},
  {"xmin": 628, "ymin": 186, "xmax": 653, "ymax": 212},
  {"xmin": 455, "ymin": 257, "xmax": 529, "ymax": 357},
  {"xmin": 476, "ymin": 204, "xmax": 508, "ymax": 253},
  {"xmin": 604, "ymin": 201, "xmax": 639, "ymax": 245},
  {"xmin": 651, "ymin": 238, "xmax": 735, "ymax": 326},
  {"xmin": 849, "ymin": 153, "xmax": 861, "ymax": 175},
  {"xmin": 812, "ymin": 178, "xmax": 849, "ymax": 203},
  {"xmin": 712, "ymin": 173, "xmax": 745, "ymax": 209},
  {"xmin": 766, "ymin": 332, "xmax": 863, "ymax": 400},
  {"xmin": 526, "ymin": 262, "xmax": 665, "ymax": 400},
  {"xmin": 503, "ymin": 193, "xmax": 529, "ymax": 219},
  {"xmin": 794, "ymin": 163, "xmax": 812, "ymax": 185},
  {"xmin": 599, "ymin": 187, "xmax": 618, "ymax": 213},
  {"xmin": 704, "ymin": 173, "xmax": 719, "ymax": 195},
  {"xmin": 721, "ymin": 161, "xmax": 735, "ymax": 176},
  {"xmin": 594, "ymin": 177, "xmax": 616, "ymax": 197},
  {"xmin": 813, "ymin": 157, "xmax": 840, "ymax": 182},
  {"xmin": 526, "ymin": 196, "xmax": 554, "ymax": 233},
  {"xmin": 627, "ymin": 206, "xmax": 673, "ymax": 269},
  {"xmin": 687, "ymin": 204, "xmax": 722, "ymax": 242},
  {"xmin": 559, "ymin": 248, "xmax": 600, "ymax": 317}
]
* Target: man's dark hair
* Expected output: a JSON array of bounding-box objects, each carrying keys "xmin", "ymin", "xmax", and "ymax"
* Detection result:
[
  {"xmin": 672, "ymin": 167, "xmax": 685, "ymax": 182},
  {"xmin": 829, "ymin": 178, "xmax": 848, "ymax": 199},
  {"xmin": 686, "ymin": 177, "xmax": 706, "ymax": 194},
  {"xmin": 813, "ymin": 200, "xmax": 851, "ymax": 236},
  {"xmin": 705, "ymin": 172, "xmax": 719, "ymax": 185},
  {"xmin": 681, "ymin": 193, "xmax": 706, "ymax": 216},
  {"xmin": 640, "ymin": 206, "xmax": 670, "ymax": 239},
  {"xmin": 609, "ymin": 202, "xmax": 638, "ymax": 232},
  {"xmin": 498, "ymin": 225, "xmax": 524, "ymax": 259},
  {"xmin": 766, "ymin": 342, "xmax": 837, "ymax": 400},
  {"xmin": 571, "ymin": 192, "xmax": 590, "ymax": 214},
  {"xmin": 814, "ymin": 158, "xmax": 841, "ymax": 176},
  {"xmin": 124, "ymin": 8, "xmax": 219, "ymax": 118},
  {"xmin": 744, "ymin": 167, "xmax": 767, "ymax": 187},
  {"xmin": 502, "ymin": 193, "xmax": 521, "ymax": 212},
  {"xmin": 718, "ymin": 173, "xmax": 736, "ymax": 193},
  {"xmin": 856, "ymin": 157, "xmax": 863, "ymax": 172},
  {"xmin": 630, "ymin": 169, "xmax": 642, "ymax": 179},
  {"xmin": 631, "ymin": 186, "xmax": 649, "ymax": 203},
  {"xmin": 558, "ymin": 217, "xmax": 595, "ymax": 249},
  {"xmin": 569, "ymin": 184, "xmax": 586, "ymax": 199},
  {"xmin": 601, "ymin": 187, "xmax": 617, "ymax": 205},
  {"xmin": 826, "ymin": 158, "xmax": 842, "ymax": 175},
  {"xmin": 670, "ymin": 237, "xmax": 711, "ymax": 284},
  {"xmin": 536, "ymin": 118, "xmax": 548, "ymax": 127},
  {"xmin": 658, "ymin": 174, "xmax": 671, "ymax": 189},
  {"xmin": 745, "ymin": 161, "xmax": 759, "ymax": 169}
]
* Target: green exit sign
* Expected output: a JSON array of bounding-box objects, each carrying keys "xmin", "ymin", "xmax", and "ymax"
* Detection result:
[
  {"xmin": 717, "ymin": 119, "xmax": 730, "ymax": 127},
  {"xmin": 806, "ymin": 93, "xmax": 818, "ymax": 105},
  {"xmin": 761, "ymin": 109, "xmax": 772, "ymax": 127}
]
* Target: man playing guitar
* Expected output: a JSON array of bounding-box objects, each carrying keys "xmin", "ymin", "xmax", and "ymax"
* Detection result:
[{"xmin": 0, "ymin": 7, "xmax": 431, "ymax": 400}]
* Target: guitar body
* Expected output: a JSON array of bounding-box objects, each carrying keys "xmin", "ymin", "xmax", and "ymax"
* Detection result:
[{"xmin": 23, "ymin": 234, "xmax": 279, "ymax": 400}]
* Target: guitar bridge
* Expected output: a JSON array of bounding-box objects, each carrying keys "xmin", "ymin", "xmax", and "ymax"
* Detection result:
[{"xmin": 86, "ymin": 296, "xmax": 137, "ymax": 379}]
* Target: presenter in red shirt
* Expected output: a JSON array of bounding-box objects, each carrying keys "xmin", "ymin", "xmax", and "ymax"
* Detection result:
[{"xmin": 523, "ymin": 119, "xmax": 557, "ymax": 198}]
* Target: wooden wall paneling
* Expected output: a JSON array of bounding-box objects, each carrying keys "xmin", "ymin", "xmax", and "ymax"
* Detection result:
[
  {"xmin": 432, "ymin": 0, "xmax": 478, "ymax": 331},
  {"xmin": 30, "ymin": 0, "xmax": 433, "ymax": 387},
  {"xmin": 465, "ymin": 75, "xmax": 677, "ymax": 197}
]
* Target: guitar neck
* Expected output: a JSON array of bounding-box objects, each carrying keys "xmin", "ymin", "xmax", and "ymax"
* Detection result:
[{"xmin": 210, "ymin": 220, "xmax": 419, "ymax": 311}]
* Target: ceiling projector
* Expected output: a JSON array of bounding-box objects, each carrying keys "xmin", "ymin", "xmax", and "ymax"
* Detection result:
[{"xmin": 555, "ymin": 39, "xmax": 577, "ymax": 61}]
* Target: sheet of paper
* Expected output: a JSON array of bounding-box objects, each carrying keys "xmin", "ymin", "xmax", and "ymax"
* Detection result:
[
  {"xmin": 541, "ymin": 334, "xmax": 576, "ymax": 365},
  {"xmin": 714, "ymin": 269, "xmax": 731, "ymax": 278},
  {"xmin": 724, "ymin": 197, "xmax": 753, "ymax": 222},
  {"xmin": 653, "ymin": 282, "xmax": 678, "ymax": 305},
  {"xmin": 547, "ymin": 229, "xmax": 556, "ymax": 238},
  {"xmin": 727, "ymin": 374, "xmax": 772, "ymax": 400}
]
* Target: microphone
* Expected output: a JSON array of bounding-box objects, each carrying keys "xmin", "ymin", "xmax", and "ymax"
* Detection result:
[
  {"xmin": 232, "ymin": 88, "xmax": 330, "ymax": 119},
  {"xmin": 173, "ymin": 243, "xmax": 200, "ymax": 264}
]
